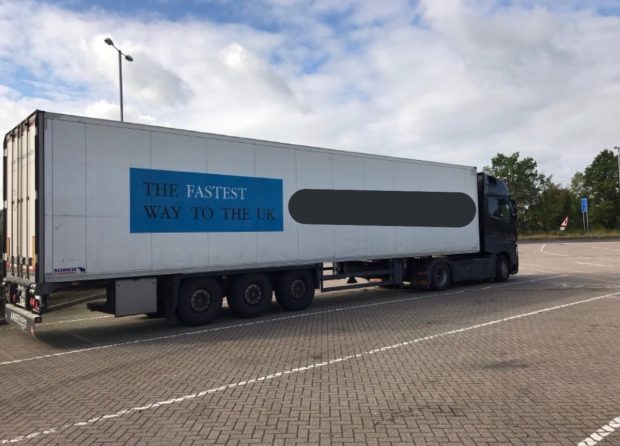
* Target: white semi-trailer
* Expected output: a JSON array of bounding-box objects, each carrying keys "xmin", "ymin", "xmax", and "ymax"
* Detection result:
[{"xmin": 3, "ymin": 111, "xmax": 518, "ymax": 333}]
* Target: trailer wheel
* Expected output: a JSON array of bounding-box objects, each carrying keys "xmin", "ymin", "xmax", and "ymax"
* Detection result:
[
  {"xmin": 430, "ymin": 262, "xmax": 451, "ymax": 291},
  {"xmin": 495, "ymin": 255, "xmax": 510, "ymax": 282},
  {"xmin": 227, "ymin": 274, "xmax": 273, "ymax": 318},
  {"xmin": 176, "ymin": 278, "xmax": 223, "ymax": 326},
  {"xmin": 275, "ymin": 270, "xmax": 315, "ymax": 311}
]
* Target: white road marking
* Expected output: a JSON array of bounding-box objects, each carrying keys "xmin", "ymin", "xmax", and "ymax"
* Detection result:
[
  {"xmin": 4, "ymin": 315, "xmax": 114, "ymax": 330},
  {"xmin": 578, "ymin": 415, "xmax": 620, "ymax": 446},
  {"xmin": 0, "ymin": 273, "xmax": 570, "ymax": 366},
  {"xmin": 39, "ymin": 315, "xmax": 114, "ymax": 326},
  {"xmin": 518, "ymin": 267, "xmax": 558, "ymax": 274},
  {"xmin": 575, "ymin": 262, "xmax": 613, "ymax": 268},
  {"xmin": 540, "ymin": 243, "xmax": 568, "ymax": 256},
  {"xmin": 555, "ymin": 283, "xmax": 585, "ymax": 289},
  {"xmin": 46, "ymin": 292, "xmax": 105, "ymax": 309},
  {"xmin": 536, "ymin": 242, "xmax": 620, "ymax": 263},
  {"xmin": 2, "ymin": 289, "xmax": 619, "ymax": 445},
  {"xmin": 480, "ymin": 274, "xmax": 567, "ymax": 290},
  {"xmin": 517, "ymin": 264, "xmax": 620, "ymax": 286},
  {"xmin": 0, "ymin": 290, "xmax": 460, "ymax": 366},
  {"xmin": 601, "ymin": 246, "xmax": 620, "ymax": 253},
  {"xmin": 0, "ymin": 273, "xmax": 568, "ymax": 366},
  {"xmin": 1, "ymin": 292, "xmax": 106, "ymax": 328}
]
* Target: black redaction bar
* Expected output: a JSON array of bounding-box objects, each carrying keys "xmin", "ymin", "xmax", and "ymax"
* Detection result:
[{"xmin": 289, "ymin": 190, "xmax": 476, "ymax": 227}]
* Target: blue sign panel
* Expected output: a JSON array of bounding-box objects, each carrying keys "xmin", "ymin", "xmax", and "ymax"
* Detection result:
[
  {"xmin": 130, "ymin": 168, "xmax": 283, "ymax": 233},
  {"xmin": 581, "ymin": 197, "xmax": 588, "ymax": 214}
]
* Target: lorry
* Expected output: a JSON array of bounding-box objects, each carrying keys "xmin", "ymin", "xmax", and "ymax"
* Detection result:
[{"xmin": 2, "ymin": 111, "xmax": 518, "ymax": 334}]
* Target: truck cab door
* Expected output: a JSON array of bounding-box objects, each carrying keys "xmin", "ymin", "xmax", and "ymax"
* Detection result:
[{"xmin": 486, "ymin": 196, "xmax": 517, "ymax": 243}]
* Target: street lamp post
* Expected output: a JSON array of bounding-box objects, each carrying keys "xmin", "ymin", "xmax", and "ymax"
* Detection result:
[
  {"xmin": 615, "ymin": 146, "xmax": 620, "ymax": 194},
  {"xmin": 104, "ymin": 37, "xmax": 134, "ymax": 122}
]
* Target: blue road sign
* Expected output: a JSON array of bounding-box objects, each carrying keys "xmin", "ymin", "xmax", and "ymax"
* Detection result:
[{"xmin": 581, "ymin": 197, "xmax": 588, "ymax": 213}]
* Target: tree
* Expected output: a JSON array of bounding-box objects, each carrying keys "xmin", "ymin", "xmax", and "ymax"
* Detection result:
[
  {"xmin": 570, "ymin": 171, "xmax": 586, "ymax": 199},
  {"xmin": 580, "ymin": 149, "xmax": 620, "ymax": 229},
  {"xmin": 531, "ymin": 184, "xmax": 578, "ymax": 232},
  {"xmin": 484, "ymin": 152, "xmax": 552, "ymax": 233}
]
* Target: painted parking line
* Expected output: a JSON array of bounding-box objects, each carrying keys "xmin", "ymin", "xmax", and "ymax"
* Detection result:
[
  {"xmin": 0, "ymin": 273, "xmax": 569, "ymax": 366},
  {"xmin": 0, "ymin": 290, "xmax": 456, "ymax": 366},
  {"xmin": 1, "ymin": 292, "xmax": 106, "ymax": 328},
  {"xmin": 537, "ymin": 243, "xmax": 620, "ymax": 263},
  {"xmin": 2, "ymin": 289, "xmax": 619, "ymax": 445},
  {"xmin": 39, "ymin": 315, "xmax": 114, "ymax": 326},
  {"xmin": 0, "ymin": 273, "xmax": 569, "ymax": 367},
  {"xmin": 521, "ymin": 265, "xmax": 620, "ymax": 286},
  {"xmin": 4, "ymin": 315, "xmax": 114, "ymax": 330},
  {"xmin": 518, "ymin": 267, "xmax": 559, "ymax": 274},
  {"xmin": 601, "ymin": 246, "xmax": 620, "ymax": 253},
  {"xmin": 578, "ymin": 415, "xmax": 620, "ymax": 446},
  {"xmin": 46, "ymin": 292, "xmax": 106, "ymax": 310},
  {"xmin": 575, "ymin": 262, "xmax": 613, "ymax": 268},
  {"xmin": 540, "ymin": 243, "xmax": 568, "ymax": 256},
  {"xmin": 481, "ymin": 274, "xmax": 567, "ymax": 290}
]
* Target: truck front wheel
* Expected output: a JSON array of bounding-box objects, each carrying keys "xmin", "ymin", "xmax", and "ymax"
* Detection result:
[
  {"xmin": 495, "ymin": 255, "xmax": 510, "ymax": 282},
  {"xmin": 430, "ymin": 262, "xmax": 451, "ymax": 291},
  {"xmin": 177, "ymin": 278, "xmax": 223, "ymax": 326},
  {"xmin": 227, "ymin": 274, "xmax": 273, "ymax": 318},
  {"xmin": 275, "ymin": 270, "xmax": 315, "ymax": 311}
]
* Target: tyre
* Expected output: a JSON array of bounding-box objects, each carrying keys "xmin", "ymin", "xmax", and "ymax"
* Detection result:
[
  {"xmin": 495, "ymin": 255, "xmax": 510, "ymax": 282},
  {"xmin": 430, "ymin": 262, "xmax": 451, "ymax": 291},
  {"xmin": 176, "ymin": 278, "xmax": 223, "ymax": 326},
  {"xmin": 227, "ymin": 273, "xmax": 273, "ymax": 318},
  {"xmin": 275, "ymin": 270, "xmax": 315, "ymax": 311}
]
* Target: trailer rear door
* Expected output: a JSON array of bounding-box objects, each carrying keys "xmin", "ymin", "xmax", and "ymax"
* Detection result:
[{"xmin": 4, "ymin": 112, "xmax": 39, "ymax": 283}]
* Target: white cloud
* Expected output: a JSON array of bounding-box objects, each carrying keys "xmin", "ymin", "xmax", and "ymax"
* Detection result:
[{"xmin": 1, "ymin": 0, "xmax": 620, "ymax": 188}]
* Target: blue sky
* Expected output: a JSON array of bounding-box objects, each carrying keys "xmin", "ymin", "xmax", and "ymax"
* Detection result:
[
  {"xmin": 47, "ymin": 0, "xmax": 289, "ymax": 29},
  {"xmin": 2, "ymin": 0, "xmax": 620, "ymax": 186}
]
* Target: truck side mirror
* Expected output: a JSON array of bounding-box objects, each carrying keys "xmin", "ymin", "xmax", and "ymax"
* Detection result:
[{"xmin": 510, "ymin": 200, "xmax": 517, "ymax": 221}]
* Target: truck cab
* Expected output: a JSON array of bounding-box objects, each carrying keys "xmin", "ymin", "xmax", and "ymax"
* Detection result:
[{"xmin": 477, "ymin": 172, "xmax": 519, "ymax": 277}]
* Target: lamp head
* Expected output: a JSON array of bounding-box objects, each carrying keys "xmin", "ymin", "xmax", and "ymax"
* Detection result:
[
  {"xmin": 125, "ymin": 55, "xmax": 134, "ymax": 62},
  {"xmin": 104, "ymin": 37, "xmax": 114, "ymax": 46}
]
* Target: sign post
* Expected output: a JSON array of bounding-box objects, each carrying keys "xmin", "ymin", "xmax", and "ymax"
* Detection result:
[{"xmin": 580, "ymin": 198, "xmax": 589, "ymax": 234}]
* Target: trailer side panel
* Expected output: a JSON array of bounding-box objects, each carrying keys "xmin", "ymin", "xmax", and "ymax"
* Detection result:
[{"xmin": 30, "ymin": 112, "xmax": 481, "ymax": 283}]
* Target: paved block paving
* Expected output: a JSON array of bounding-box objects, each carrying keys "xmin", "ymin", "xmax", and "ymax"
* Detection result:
[{"xmin": 0, "ymin": 241, "xmax": 619, "ymax": 445}]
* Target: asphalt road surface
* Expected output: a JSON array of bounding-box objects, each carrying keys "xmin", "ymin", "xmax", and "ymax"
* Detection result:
[{"xmin": 1, "ymin": 241, "xmax": 619, "ymax": 445}]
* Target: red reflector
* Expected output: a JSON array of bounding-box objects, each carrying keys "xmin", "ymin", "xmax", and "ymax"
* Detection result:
[{"xmin": 27, "ymin": 297, "xmax": 40, "ymax": 312}]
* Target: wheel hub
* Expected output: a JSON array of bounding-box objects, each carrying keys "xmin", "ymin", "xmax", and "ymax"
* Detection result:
[
  {"xmin": 190, "ymin": 289, "xmax": 212, "ymax": 313},
  {"xmin": 434, "ymin": 269, "xmax": 445, "ymax": 283},
  {"xmin": 244, "ymin": 284, "xmax": 263, "ymax": 305},
  {"xmin": 290, "ymin": 279, "xmax": 307, "ymax": 300}
]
